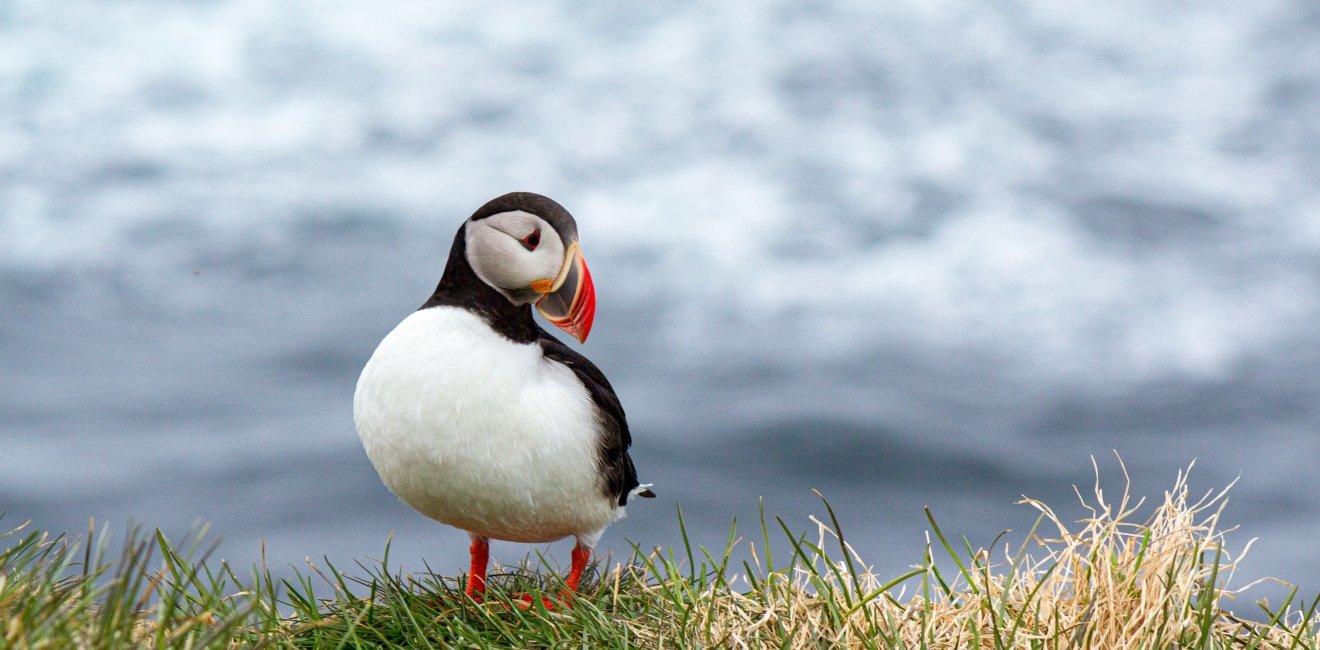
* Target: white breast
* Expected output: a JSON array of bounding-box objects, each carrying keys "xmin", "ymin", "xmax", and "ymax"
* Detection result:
[{"xmin": 353, "ymin": 307, "xmax": 620, "ymax": 544}]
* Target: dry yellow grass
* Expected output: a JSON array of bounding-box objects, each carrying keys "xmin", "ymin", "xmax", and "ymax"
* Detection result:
[{"xmin": 622, "ymin": 458, "xmax": 1319, "ymax": 649}]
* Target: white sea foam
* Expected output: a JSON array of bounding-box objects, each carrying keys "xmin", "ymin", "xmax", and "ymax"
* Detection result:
[{"xmin": 1, "ymin": 0, "xmax": 1317, "ymax": 386}]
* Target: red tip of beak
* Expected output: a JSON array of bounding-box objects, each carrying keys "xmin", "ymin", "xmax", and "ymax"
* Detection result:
[
  {"xmin": 564, "ymin": 259, "xmax": 595, "ymax": 343},
  {"xmin": 535, "ymin": 251, "xmax": 596, "ymax": 344}
]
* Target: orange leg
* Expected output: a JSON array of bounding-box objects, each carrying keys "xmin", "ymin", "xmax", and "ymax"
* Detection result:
[
  {"xmin": 564, "ymin": 543, "xmax": 590, "ymax": 593},
  {"xmin": 466, "ymin": 536, "xmax": 489, "ymax": 601}
]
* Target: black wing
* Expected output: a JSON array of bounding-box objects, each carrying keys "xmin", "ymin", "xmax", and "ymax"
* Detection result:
[{"xmin": 538, "ymin": 330, "xmax": 654, "ymax": 506}]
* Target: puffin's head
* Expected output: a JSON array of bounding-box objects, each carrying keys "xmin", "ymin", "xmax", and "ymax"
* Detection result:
[{"xmin": 464, "ymin": 192, "xmax": 596, "ymax": 343}]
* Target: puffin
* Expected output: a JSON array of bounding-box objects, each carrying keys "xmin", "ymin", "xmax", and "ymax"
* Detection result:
[{"xmin": 353, "ymin": 192, "xmax": 653, "ymax": 606}]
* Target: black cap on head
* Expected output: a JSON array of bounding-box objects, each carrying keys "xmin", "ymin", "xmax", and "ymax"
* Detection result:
[{"xmin": 470, "ymin": 192, "xmax": 578, "ymax": 245}]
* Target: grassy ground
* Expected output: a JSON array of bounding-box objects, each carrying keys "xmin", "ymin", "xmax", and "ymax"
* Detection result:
[{"xmin": 2, "ymin": 461, "xmax": 1317, "ymax": 649}]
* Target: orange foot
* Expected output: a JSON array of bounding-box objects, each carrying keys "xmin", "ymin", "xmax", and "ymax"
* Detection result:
[
  {"xmin": 466, "ymin": 541, "xmax": 592, "ymax": 610},
  {"xmin": 510, "ymin": 544, "xmax": 591, "ymax": 610},
  {"xmin": 511, "ymin": 591, "xmax": 576, "ymax": 610}
]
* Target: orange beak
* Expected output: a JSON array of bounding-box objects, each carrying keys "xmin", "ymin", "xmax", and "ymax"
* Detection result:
[{"xmin": 534, "ymin": 243, "xmax": 596, "ymax": 343}]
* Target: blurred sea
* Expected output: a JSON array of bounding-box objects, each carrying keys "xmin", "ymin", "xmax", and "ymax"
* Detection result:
[{"xmin": 2, "ymin": 1, "xmax": 1318, "ymax": 604}]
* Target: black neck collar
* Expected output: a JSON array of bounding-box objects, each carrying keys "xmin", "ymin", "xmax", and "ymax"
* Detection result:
[{"xmin": 419, "ymin": 224, "xmax": 540, "ymax": 344}]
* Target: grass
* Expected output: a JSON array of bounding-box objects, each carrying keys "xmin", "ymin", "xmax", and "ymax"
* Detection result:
[{"xmin": 2, "ymin": 460, "xmax": 1317, "ymax": 649}]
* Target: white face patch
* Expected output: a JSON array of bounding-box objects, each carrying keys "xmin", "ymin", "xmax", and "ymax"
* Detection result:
[{"xmin": 465, "ymin": 211, "xmax": 568, "ymax": 305}]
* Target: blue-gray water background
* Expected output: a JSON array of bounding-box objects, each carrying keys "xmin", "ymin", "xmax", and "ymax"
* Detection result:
[{"xmin": 3, "ymin": 1, "xmax": 1319, "ymax": 605}]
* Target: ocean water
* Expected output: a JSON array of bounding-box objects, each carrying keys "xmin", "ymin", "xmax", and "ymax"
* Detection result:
[{"xmin": 2, "ymin": 0, "xmax": 1319, "ymax": 606}]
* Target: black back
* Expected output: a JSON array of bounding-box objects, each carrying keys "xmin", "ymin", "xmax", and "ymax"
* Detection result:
[{"xmin": 538, "ymin": 331, "xmax": 646, "ymax": 506}]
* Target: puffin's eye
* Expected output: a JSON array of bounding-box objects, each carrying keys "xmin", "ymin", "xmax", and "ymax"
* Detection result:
[{"xmin": 519, "ymin": 228, "xmax": 541, "ymax": 251}]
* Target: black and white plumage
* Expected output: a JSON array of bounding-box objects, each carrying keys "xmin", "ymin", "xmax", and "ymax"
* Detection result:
[{"xmin": 353, "ymin": 192, "xmax": 652, "ymax": 603}]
